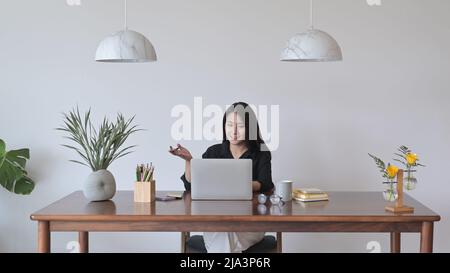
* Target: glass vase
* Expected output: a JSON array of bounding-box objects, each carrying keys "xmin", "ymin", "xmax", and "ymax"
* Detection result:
[
  {"xmin": 404, "ymin": 172, "xmax": 417, "ymax": 191},
  {"xmin": 383, "ymin": 183, "xmax": 398, "ymax": 202}
]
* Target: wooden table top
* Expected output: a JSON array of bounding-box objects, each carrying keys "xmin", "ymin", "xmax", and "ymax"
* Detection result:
[{"xmin": 30, "ymin": 191, "xmax": 440, "ymax": 223}]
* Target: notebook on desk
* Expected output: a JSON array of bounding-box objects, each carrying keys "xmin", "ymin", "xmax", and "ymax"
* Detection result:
[{"xmin": 293, "ymin": 188, "xmax": 329, "ymax": 202}]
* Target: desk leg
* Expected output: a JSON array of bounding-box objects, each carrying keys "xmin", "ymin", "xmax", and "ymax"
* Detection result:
[
  {"xmin": 38, "ymin": 221, "xmax": 50, "ymax": 253},
  {"xmin": 79, "ymin": 232, "xmax": 89, "ymax": 253},
  {"xmin": 420, "ymin": 222, "xmax": 434, "ymax": 253},
  {"xmin": 390, "ymin": 232, "xmax": 401, "ymax": 253},
  {"xmin": 276, "ymin": 232, "xmax": 283, "ymax": 253},
  {"xmin": 181, "ymin": 232, "xmax": 190, "ymax": 253}
]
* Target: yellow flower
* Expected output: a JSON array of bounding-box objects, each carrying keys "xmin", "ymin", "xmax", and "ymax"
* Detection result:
[
  {"xmin": 406, "ymin": 153, "xmax": 418, "ymax": 165},
  {"xmin": 386, "ymin": 164, "xmax": 399, "ymax": 179}
]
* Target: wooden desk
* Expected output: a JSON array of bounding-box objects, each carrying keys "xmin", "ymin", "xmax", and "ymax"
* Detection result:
[{"xmin": 30, "ymin": 191, "xmax": 440, "ymax": 253}]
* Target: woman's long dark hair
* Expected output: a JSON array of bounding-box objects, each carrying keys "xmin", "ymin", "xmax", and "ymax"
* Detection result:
[{"xmin": 222, "ymin": 102, "xmax": 267, "ymax": 154}]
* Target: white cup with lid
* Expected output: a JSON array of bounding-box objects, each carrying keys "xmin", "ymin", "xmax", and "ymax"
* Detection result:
[{"xmin": 275, "ymin": 180, "xmax": 293, "ymax": 201}]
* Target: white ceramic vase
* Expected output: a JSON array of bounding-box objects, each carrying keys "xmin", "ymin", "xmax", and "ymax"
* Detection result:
[{"xmin": 83, "ymin": 170, "xmax": 116, "ymax": 202}]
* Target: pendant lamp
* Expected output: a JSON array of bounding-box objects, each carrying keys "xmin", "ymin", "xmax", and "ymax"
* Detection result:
[
  {"xmin": 95, "ymin": 0, "xmax": 157, "ymax": 63},
  {"xmin": 281, "ymin": 0, "xmax": 342, "ymax": 62}
]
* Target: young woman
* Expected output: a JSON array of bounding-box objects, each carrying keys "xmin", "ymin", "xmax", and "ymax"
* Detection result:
[{"xmin": 169, "ymin": 102, "xmax": 274, "ymax": 253}]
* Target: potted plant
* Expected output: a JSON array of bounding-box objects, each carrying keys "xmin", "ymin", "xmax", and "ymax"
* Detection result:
[
  {"xmin": 393, "ymin": 146, "xmax": 425, "ymax": 190},
  {"xmin": 369, "ymin": 145, "xmax": 425, "ymax": 201},
  {"xmin": 0, "ymin": 139, "xmax": 35, "ymax": 195},
  {"xmin": 57, "ymin": 107, "xmax": 141, "ymax": 202},
  {"xmin": 368, "ymin": 153, "xmax": 399, "ymax": 202}
]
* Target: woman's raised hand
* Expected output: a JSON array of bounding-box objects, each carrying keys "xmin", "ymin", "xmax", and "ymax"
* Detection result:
[{"xmin": 169, "ymin": 144, "xmax": 193, "ymax": 161}]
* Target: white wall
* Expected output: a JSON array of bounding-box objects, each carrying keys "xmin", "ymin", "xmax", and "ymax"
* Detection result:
[{"xmin": 0, "ymin": 0, "xmax": 449, "ymax": 253}]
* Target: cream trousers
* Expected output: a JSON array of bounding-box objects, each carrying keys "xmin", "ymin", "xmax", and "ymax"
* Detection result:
[{"xmin": 203, "ymin": 232, "xmax": 265, "ymax": 253}]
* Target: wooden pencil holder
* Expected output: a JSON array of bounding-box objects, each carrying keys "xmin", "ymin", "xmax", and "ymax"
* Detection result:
[
  {"xmin": 134, "ymin": 180, "xmax": 156, "ymax": 203},
  {"xmin": 385, "ymin": 170, "xmax": 414, "ymax": 214}
]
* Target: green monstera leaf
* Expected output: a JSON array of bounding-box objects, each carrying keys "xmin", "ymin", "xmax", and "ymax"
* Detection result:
[{"xmin": 0, "ymin": 139, "xmax": 35, "ymax": 195}]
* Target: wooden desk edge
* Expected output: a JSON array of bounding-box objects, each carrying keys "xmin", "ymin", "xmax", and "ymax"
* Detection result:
[{"xmin": 30, "ymin": 214, "xmax": 441, "ymax": 223}]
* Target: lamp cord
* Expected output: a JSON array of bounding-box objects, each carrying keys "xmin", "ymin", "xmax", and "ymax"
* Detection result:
[
  {"xmin": 124, "ymin": 0, "xmax": 128, "ymax": 30},
  {"xmin": 310, "ymin": 0, "xmax": 314, "ymax": 29}
]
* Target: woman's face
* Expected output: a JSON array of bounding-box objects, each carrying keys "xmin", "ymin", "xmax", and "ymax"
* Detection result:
[{"xmin": 225, "ymin": 112, "xmax": 246, "ymax": 145}]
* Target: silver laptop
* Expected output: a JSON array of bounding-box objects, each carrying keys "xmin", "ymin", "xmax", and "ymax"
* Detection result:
[{"xmin": 191, "ymin": 159, "xmax": 252, "ymax": 200}]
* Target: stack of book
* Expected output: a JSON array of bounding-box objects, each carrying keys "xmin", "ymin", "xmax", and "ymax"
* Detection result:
[{"xmin": 293, "ymin": 188, "xmax": 329, "ymax": 202}]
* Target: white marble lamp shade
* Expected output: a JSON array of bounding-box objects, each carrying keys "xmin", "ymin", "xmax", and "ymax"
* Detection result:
[
  {"xmin": 95, "ymin": 29, "xmax": 157, "ymax": 63},
  {"xmin": 280, "ymin": 29, "xmax": 342, "ymax": 62}
]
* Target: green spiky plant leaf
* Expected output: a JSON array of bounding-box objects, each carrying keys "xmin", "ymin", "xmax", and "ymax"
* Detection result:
[
  {"xmin": 56, "ymin": 107, "xmax": 142, "ymax": 171},
  {"xmin": 368, "ymin": 153, "xmax": 388, "ymax": 179},
  {"xmin": 0, "ymin": 139, "xmax": 35, "ymax": 195}
]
